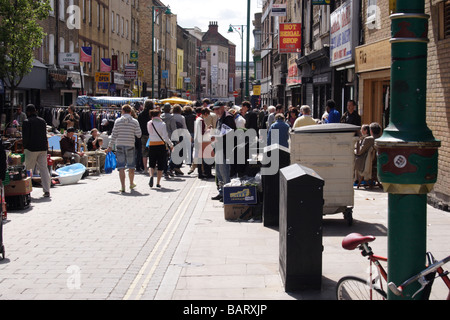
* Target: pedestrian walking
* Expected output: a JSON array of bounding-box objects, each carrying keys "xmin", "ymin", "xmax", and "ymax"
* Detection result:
[
  {"xmin": 340, "ymin": 100, "xmax": 362, "ymax": 126},
  {"xmin": 161, "ymin": 103, "xmax": 177, "ymax": 177},
  {"xmin": 62, "ymin": 105, "xmax": 80, "ymax": 130},
  {"xmin": 169, "ymin": 104, "xmax": 187, "ymax": 176},
  {"xmin": 241, "ymin": 101, "xmax": 258, "ymax": 132},
  {"xmin": 267, "ymin": 113, "xmax": 290, "ymax": 149},
  {"xmin": 138, "ymin": 100, "xmax": 154, "ymax": 173},
  {"xmin": 22, "ymin": 104, "xmax": 51, "ymax": 198},
  {"xmin": 147, "ymin": 109, "xmax": 174, "ymax": 188},
  {"xmin": 293, "ymin": 105, "xmax": 317, "ymax": 128},
  {"xmin": 325, "ymin": 99, "xmax": 341, "ymax": 124},
  {"xmin": 211, "ymin": 101, "xmax": 236, "ymax": 201},
  {"xmin": 106, "ymin": 104, "xmax": 142, "ymax": 193}
]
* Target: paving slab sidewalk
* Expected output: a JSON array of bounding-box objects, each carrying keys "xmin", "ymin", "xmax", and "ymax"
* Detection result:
[{"xmin": 157, "ymin": 180, "xmax": 450, "ymax": 300}]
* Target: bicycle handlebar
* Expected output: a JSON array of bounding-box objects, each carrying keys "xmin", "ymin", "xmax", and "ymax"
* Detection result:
[{"xmin": 388, "ymin": 255, "xmax": 450, "ymax": 297}]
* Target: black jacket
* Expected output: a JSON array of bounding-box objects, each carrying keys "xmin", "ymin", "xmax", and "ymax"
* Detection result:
[
  {"xmin": 215, "ymin": 111, "xmax": 236, "ymax": 160},
  {"xmin": 23, "ymin": 114, "xmax": 48, "ymax": 152},
  {"xmin": 244, "ymin": 110, "xmax": 259, "ymax": 131}
]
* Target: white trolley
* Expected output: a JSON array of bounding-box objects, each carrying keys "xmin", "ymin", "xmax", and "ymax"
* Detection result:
[{"xmin": 290, "ymin": 124, "xmax": 360, "ymax": 225}]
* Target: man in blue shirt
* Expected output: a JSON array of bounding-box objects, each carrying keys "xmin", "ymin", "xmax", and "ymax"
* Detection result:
[
  {"xmin": 267, "ymin": 114, "xmax": 290, "ymax": 149},
  {"xmin": 326, "ymin": 99, "xmax": 341, "ymax": 124}
]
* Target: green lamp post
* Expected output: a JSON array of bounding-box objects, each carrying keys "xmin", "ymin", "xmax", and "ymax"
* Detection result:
[
  {"xmin": 228, "ymin": 24, "xmax": 246, "ymax": 103},
  {"xmin": 151, "ymin": 5, "xmax": 172, "ymax": 100},
  {"xmin": 375, "ymin": 0, "xmax": 441, "ymax": 300}
]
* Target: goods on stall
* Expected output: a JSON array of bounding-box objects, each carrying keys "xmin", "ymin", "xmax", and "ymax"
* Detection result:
[{"xmin": 5, "ymin": 177, "xmax": 32, "ymax": 210}]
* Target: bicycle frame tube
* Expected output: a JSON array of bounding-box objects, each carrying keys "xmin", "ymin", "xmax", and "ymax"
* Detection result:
[
  {"xmin": 371, "ymin": 255, "xmax": 388, "ymax": 281},
  {"xmin": 436, "ymin": 266, "xmax": 450, "ymax": 300}
]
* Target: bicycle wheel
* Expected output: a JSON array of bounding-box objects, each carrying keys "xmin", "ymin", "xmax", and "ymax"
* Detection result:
[{"xmin": 336, "ymin": 276, "xmax": 387, "ymax": 300}]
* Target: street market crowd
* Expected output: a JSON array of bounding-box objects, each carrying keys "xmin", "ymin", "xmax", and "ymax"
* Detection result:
[{"xmin": 4, "ymin": 97, "xmax": 382, "ymax": 203}]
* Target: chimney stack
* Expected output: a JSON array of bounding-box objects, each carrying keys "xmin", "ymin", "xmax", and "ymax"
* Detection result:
[{"xmin": 208, "ymin": 21, "xmax": 219, "ymax": 33}]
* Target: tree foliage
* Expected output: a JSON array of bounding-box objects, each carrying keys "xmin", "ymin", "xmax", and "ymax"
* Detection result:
[{"xmin": 0, "ymin": 0, "xmax": 51, "ymax": 93}]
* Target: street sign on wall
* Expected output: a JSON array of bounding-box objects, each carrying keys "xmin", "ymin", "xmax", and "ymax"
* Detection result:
[
  {"xmin": 271, "ymin": 4, "xmax": 287, "ymax": 16},
  {"xmin": 312, "ymin": 0, "xmax": 331, "ymax": 5},
  {"xmin": 279, "ymin": 23, "xmax": 302, "ymax": 54},
  {"xmin": 130, "ymin": 51, "xmax": 139, "ymax": 62},
  {"xmin": 95, "ymin": 72, "xmax": 111, "ymax": 83},
  {"xmin": 124, "ymin": 70, "xmax": 137, "ymax": 80},
  {"xmin": 59, "ymin": 53, "xmax": 80, "ymax": 66},
  {"xmin": 330, "ymin": 0, "xmax": 358, "ymax": 67}
]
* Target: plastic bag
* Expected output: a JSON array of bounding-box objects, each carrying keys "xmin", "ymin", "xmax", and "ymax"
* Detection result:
[{"xmin": 104, "ymin": 152, "xmax": 117, "ymax": 174}]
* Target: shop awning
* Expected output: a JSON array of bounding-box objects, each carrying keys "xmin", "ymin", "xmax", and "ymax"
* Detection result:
[
  {"xmin": 159, "ymin": 97, "xmax": 193, "ymax": 105},
  {"xmin": 76, "ymin": 95, "xmax": 154, "ymax": 106},
  {"xmin": 4, "ymin": 59, "xmax": 48, "ymax": 90}
]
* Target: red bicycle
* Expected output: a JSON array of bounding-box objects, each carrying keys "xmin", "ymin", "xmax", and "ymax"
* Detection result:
[
  {"xmin": 336, "ymin": 233, "xmax": 388, "ymax": 300},
  {"xmin": 336, "ymin": 233, "xmax": 450, "ymax": 300}
]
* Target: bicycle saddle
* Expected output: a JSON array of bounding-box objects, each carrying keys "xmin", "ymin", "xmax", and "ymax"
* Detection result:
[{"xmin": 342, "ymin": 233, "xmax": 376, "ymax": 250}]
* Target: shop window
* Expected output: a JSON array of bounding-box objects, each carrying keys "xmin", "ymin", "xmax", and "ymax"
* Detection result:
[
  {"xmin": 367, "ymin": 0, "xmax": 381, "ymax": 30},
  {"xmin": 445, "ymin": 1, "xmax": 450, "ymax": 39},
  {"xmin": 439, "ymin": 1, "xmax": 450, "ymax": 40}
]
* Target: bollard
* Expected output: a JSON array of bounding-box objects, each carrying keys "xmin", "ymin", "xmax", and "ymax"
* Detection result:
[
  {"xmin": 262, "ymin": 144, "xmax": 290, "ymax": 227},
  {"xmin": 279, "ymin": 164, "xmax": 324, "ymax": 292}
]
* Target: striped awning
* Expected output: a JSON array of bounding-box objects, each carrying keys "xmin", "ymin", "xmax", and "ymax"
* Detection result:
[{"xmin": 76, "ymin": 96, "xmax": 156, "ymax": 106}]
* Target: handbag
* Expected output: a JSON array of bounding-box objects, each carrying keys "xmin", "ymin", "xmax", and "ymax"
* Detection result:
[
  {"xmin": 104, "ymin": 152, "xmax": 117, "ymax": 174},
  {"xmin": 151, "ymin": 122, "xmax": 169, "ymax": 151}
]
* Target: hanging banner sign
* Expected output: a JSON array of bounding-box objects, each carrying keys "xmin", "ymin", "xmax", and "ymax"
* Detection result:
[
  {"xmin": 80, "ymin": 47, "xmax": 92, "ymax": 63},
  {"xmin": 112, "ymin": 55, "xmax": 118, "ymax": 71},
  {"xmin": 279, "ymin": 23, "xmax": 302, "ymax": 54},
  {"xmin": 100, "ymin": 58, "xmax": 112, "ymax": 72}
]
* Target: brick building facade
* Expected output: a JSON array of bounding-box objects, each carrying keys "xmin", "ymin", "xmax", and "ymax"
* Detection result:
[{"xmin": 356, "ymin": 0, "xmax": 450, "ymax": 209}]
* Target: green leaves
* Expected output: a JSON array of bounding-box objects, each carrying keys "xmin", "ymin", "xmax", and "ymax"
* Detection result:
[{"xmin": 0, "ymin": 0, "xmax": 51, "ymax": 89}]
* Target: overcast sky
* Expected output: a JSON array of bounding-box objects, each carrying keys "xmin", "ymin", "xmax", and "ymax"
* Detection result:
[{"xmin": 167, "ymin": 0, "xmax": 262, "ymax": 62}]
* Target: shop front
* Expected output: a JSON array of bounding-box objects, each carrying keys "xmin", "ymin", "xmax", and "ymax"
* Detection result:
[
  {"xmin": 297, "ymin": 47, "xmax": 332, "ymax": 119},
  {"xmin": 2, "ymin": 59, "xmax": 48, "ymax": 112},
  {"xmin": 355, "ymin": 38, "xmax": 391, "ymax": 128},
  {"xmin": 286, "ymin": 61, "xmax": 302, "ymax": 108},
  {"xmin": 329, "ymin": 0, "xmax": 360, "ymax": 116}
]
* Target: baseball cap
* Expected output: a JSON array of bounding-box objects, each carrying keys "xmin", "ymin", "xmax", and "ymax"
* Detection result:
[{"xmin": 212, "ymin": 101, "xmax": 224, "ymax": 109}]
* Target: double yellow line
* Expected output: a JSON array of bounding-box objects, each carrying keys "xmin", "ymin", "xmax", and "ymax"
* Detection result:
[{"xmin": 123, "ymin": 178, "xmax": 200, "ymax": 300}]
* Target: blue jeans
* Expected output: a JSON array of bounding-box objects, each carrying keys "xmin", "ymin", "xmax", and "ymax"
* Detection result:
[
  {"xmin": 116, "ymin": 146, "xmax": 136, "ymax": 170},
  {"xmin": 215, "ymin": 163, "xmax": 230, "ymax": 195}
]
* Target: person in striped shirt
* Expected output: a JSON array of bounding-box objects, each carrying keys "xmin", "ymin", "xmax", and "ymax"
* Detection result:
[{"xmin": 106, "ymin": 105, "xmax": 142, "ymax": 193}]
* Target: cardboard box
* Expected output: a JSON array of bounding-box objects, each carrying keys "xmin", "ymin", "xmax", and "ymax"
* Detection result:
[
  {"xmin": 223, "ymin": 185, "xmax": 258, "ymax": 205},
  {"xmin": 5, "ymin": 177, "xmax": 32, "ymax": 196},
  {"xmin": 224, "ymin": 204, "xmax": 262, "ymax": 221}
]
